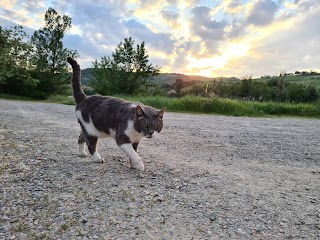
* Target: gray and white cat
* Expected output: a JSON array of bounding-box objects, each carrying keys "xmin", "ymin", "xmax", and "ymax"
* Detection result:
[{"xmin": 67, "ymin": 57, "xmax": 165, "ymax": 171}]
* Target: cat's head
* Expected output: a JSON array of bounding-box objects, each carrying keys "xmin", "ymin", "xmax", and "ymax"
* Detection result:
[{"xmin": 135, "ymin": 105, "xmax": 165, "ymax": 138}]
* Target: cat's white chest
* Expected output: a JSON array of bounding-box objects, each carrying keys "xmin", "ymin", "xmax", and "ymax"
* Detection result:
[{"xmin": 125, "ymin": 120, "xmax": 144, "ymax": 143}]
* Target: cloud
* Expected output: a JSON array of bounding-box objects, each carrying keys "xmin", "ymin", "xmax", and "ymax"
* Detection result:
[
  {"xmin": 1, "ymin": 0, "xmax": 15, "ymax": 9},
  {"xmin": 160, "ymin": 9, "xmax": 180, "ymax": 29},
  {"xmin": 246, "ymin": 0, "xmax": 279, "ymax": 26},
  {"xmin": 190, "ymin": 6, "xmax": 227, "ymax": 40},
  {"xmin": 0, "ymin": 8, "xmax": 30, "ymax": 26},
  {"xmin": 125, "ymin": 19, "xmax": 175, "ymax": 54},
  {"xmin": 225, "ymin": 0, "xmax": 243, "ymax": 14},
  {"xmin": 17, "ymin": 0, "xmax": 46, "ymax": 13},
  {"xmin": 219, "ymin": 6, "xmax": 320, "ymax": 77}
]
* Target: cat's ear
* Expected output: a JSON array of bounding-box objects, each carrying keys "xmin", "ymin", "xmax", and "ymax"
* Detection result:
[
  {"xmin": 135, "ymin": 105, "xmax": 145, "ymax": 118},
  {"xmin": 158, "ymin": 108, "xmax": 166, "ymax": 119}
]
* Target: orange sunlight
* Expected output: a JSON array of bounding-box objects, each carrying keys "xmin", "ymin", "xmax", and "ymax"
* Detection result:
[{"xmin": 185, "ymin": 42, "xmax": 250, "ymax": 77}]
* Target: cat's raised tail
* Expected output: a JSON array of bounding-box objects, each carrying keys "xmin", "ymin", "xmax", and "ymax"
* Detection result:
[{"xmin": 67, "ymin": 57, "xmax": 87, "ymax": 104}]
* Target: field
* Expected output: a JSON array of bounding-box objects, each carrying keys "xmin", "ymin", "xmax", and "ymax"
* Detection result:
[
  {"xmin": 35, "ymin": 95, "xmax": 320, "ymax": 118},
  {"xmin": 257, "ymin": 75, "xmax": 320, "ymax": 88},
  {"xmin": 0, "ymin": 99, "xmax": 319, "ymax": 239}
]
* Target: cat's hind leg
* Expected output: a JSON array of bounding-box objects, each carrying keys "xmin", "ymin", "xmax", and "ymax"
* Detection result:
[
  {"xmin": 78, "ymin": 132, "xmax": 88, "ymax": 157},
  {"xmin": 86, "ymin": 135, "xmax": 105, "ymax": 163}
]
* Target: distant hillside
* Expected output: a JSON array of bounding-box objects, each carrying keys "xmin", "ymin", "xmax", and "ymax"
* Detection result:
[
  {"xmin": 80, "ymin": 69, "xmax": 239, "ymax": 86},
  {"xmin": 254, "ymin": 74, "xmax": 320, "ymax": 88},
  {"xmin": 148, "ymin": 73, "xmax": 239, "ymax": 85}
]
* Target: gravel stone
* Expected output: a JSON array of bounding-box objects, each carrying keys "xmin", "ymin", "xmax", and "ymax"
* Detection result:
[{"xmin": 0, "ymin": 99, "xmax": 320, "ymax": 239}]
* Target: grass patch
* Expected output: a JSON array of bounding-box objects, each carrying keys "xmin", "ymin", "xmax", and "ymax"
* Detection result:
[
  {"xmin": 11, "ymin": 223, "xmax": 29, "ymax": 233},
  {"xmin": 0, "ymin": 93, "xmax": 34, "ymax": 101},
  {"xmin": 45, "ymin": 95, "xmax": 75, "ymax": 105},
  {"xmin": 2, "ymin": 93, "xmax": 320, "ymax": 118},
  {"xmin": 132, "ymin": 96, "xmax": 320, "ymax": 118}
]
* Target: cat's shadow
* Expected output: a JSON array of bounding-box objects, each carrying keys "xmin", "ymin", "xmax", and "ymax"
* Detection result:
[{"xmin": 70, "ymin": 153, "xmax": 161, "ymax": 177}]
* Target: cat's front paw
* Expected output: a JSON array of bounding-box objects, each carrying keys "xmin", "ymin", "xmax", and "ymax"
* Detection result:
[
  {"xmin": 79, "ymin": 152, "xmax": 88, "ymax": 157},
  {"xmin": 130, "ymin": 159, "xmax": 145, "ymax": 171},
  {"xmin": 92, "ymin": 152, "xmax": 105, "ymax": 163},
  {"xmin": 92, "ymin": 157, "xmax": 105, "ymax": 163}
]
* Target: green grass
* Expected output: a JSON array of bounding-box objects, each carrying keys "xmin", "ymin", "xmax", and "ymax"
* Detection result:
[
  {"xmin": 0, "ymin": 93, "xmax": 34, "ymax": 101},
  {"xmin": 0, "ymin": 93, "xmax": 75, "ymax": 105},
  {"xmin": 45, "ymin": 95, "xmax": 75, "ymax": 105},
  {"xmin": 1, "ymin": 93, "xmax": 320, "ymax": 118},
  {"xmin": 131, "ymin": 96, "xmax": 320, "ymax": 118}
]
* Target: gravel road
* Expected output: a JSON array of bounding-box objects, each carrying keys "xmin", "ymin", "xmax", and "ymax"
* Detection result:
[{"xmin": 0, "ymin": 99, "xmax": 319, "ymax": 240}]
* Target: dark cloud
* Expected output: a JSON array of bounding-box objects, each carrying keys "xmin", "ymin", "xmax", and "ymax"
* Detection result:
[
  {"xmin": 54, "ymin": 0, "xmax": 129, "ymax": 46},
  {"xmin": 228, "ymin": 0, "xmax": 242, "ymax": 9},
  {"xmin": 227, "ymin": 0, "xmax": 279, "ymax": 39},
  {"xmin": 296, "ymin": 0, "xmax": 319, "ymax": 11},
  {"xmin": 225, "ymin": 0, "xmax": 242, "ymax": 14},
  {"xmin": 190, "ymin": 6, "xmax": 227, "ymax": 53},
  {"xmin": 226, "ymin": 20, "xmax": 246, "ymax": 39},
  {"xmin": 0, "ymin": 17, "xmax": 34, "ymax": 37},
  {"xmin": 171, "ymin": 41, "xmax": 193, "ymax": 70},
  {"xmin": 124, "ymin": 19, "xmax": 175, "ymax": 54},
  {"xmin": 0, "ymin": 8, "xmax": 31, "ymax": 27},
  {"xmin": 246, "ymin": 0, "xmax": 279, "ymax": 26},
  {"xmin": 190, "ymin": 6, "xmax": 227, "ymax": 40},
  {"xmin": 160, "ymin": 9, "xmax": 180, "ymax": 27},
  {"xmin": 63, "ymin": 34, "xmax": 109, "ymax": 62}
]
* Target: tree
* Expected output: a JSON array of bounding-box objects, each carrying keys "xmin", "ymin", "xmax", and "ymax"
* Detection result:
[
  {"xmin": 90, "ymin": 37, "xmax": 160, "ymax": 95},
  {"xmin": 30, "ymin": 7, "xmax": 78, "ymax": 96},
  {"xmin": 0, "ymin": 26, "xmax": 38, "ymax": 96},
  {"xmin": 239, "ymin": 76, "xmax": 252, "ymax": 99},
  {"xmin": 174, "ymin": 78, "xmax": 183, "ymax": 97}
]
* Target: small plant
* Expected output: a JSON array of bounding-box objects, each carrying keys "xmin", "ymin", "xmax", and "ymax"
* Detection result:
[
  {"xmin": 11, "ymin": 223, "xmax": 29, "ymax": 232},
  {"xmin": 120, "ymin": 189, "xmax": 136, "ymax": 202},
  {"xmin": 60, "ymin": 223, "xmax": 69, "ymax": 231},
  {"xmin": 0, "ymin": 163, "xmax": 9, "ymax": 175}
]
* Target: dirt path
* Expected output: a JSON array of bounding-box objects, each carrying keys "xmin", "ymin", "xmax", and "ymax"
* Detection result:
[{"xmin": 0, "ymin": 99, "xmax": 319, "ymax": 239}]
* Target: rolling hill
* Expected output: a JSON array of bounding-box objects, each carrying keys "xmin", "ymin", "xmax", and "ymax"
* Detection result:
[
  {"xmin": 80, "ymin": 68, "xmax": 320, "ymax": 89},
  {"xmin": 80, "ymin": 69, "xmax": 240, "ymax": 86},
  {"xmin": 256, "ymin": 75, "xmax": 320, "ymax": 88}
]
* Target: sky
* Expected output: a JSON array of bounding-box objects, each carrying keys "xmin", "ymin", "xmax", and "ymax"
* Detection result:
[{"xmin": 1, "ymin": 0, "xmax": 320, "ymax": 78}]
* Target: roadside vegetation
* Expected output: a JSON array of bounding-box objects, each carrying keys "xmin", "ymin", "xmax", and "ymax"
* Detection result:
[{"xmin": 3, "ymin": 94, "xmax": 319, "ymax": 118}]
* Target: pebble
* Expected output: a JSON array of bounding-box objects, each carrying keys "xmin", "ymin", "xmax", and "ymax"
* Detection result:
[
  {"xmin": 209, "ymin": 215, "xmax": 216, "ymax": 221},
  {"xmin": 237, "ymin": 228, "xmax": 247, "ymax": 235},
  {"xmin": 81, "ymin": 219, "xmax": 88, "ymax": 224}
]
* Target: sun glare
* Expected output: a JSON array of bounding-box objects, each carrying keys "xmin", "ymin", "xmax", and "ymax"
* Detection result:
[
  {"xmin": 185, "ymin": 41, "xmax": 250, "ymax": 77},
  {"xmin": 70, "ymin": 25, "xmax": 82, "ymax": 35}
]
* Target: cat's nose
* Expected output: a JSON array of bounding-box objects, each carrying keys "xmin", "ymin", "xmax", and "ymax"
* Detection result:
[{"xmin": 147, "ymin": 130, "xmax": 154, "ymax": 138}]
